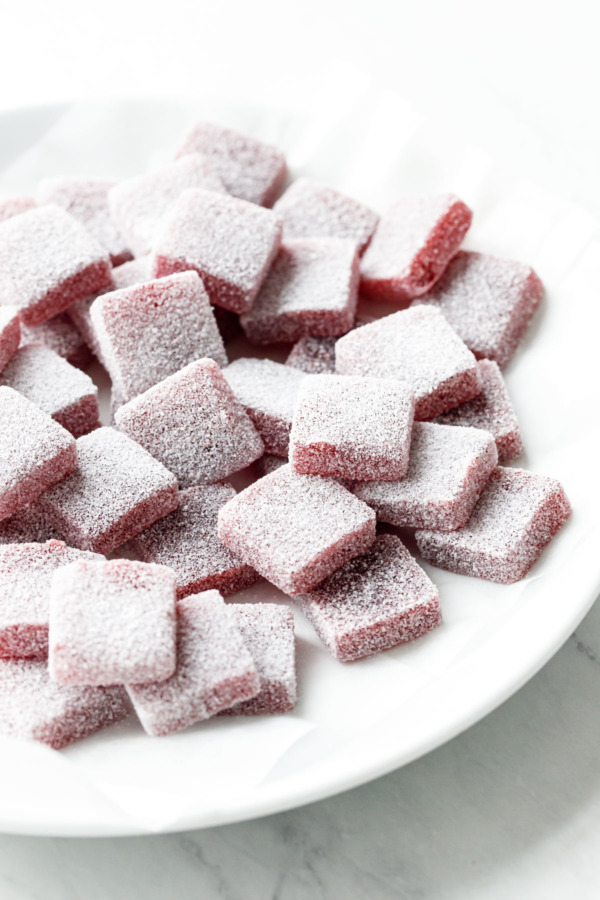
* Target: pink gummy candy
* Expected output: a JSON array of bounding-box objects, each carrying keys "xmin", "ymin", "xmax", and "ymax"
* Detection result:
[
  {"xmin": 152, "ymin": 188, "xmax": 282, "ymax": 314},
  {"xmin": 414, "ymin": 251, "xmax": 544, "ymax": 367},
  {"xmin": 273, "ymin": 177, "xmax": 379, "ymax": 254},
  {"xmin": 240, "ymin": 238, "xmax": 359, "ymax": 345},
  {"xmin": 298, "ymin": 534, "xmax": 442, "ymax": 662},
  {"xmin": 126, "ymin": 590, "xmax": 260, "ymax": 736},
  {"xmin": 131, "ymin": 484, "xmax": 259, "ymax": 599},
  {"xmin": 0, "ymin": 541, "xmax": 102, "ymax": 660},
  {"xmin": 0, "ymin": 196, "xmax": 36, "ymax": 223},
  {"xmin": 360, "ymin": 194, "xmax": 472, "ymax": 305},
  {"xmin": 223, "ymin": 358, "xmax": 306, "ymax": 457},
  {"xmin": 0, "ymin": 658, "xmax": 129, "ymax": 749},
  {"xmin": 290, "ymin": 374, "xmax": 415, "ymax": 481},
  {"xmin": 0, "ymin": 501, "xmax": 63, "ymax": 545},
  {"xmin": 0, "ymin": 205, "xmax": 112, "ymax": 326},
  {"xmin": 38, "ymin": 426, "xmax": 178, "ymax": 554},
  {"xmin": 175, "ymin": 121, "xmax": 287, "ymax": 207},
  {"xmin": 0, "ymin": 306, "xmax": 20, "ymax": 373},
  {"xmin": 1, "ymin": 344, "xmax": 99, "ymax": 437},
  {"xmin": 286, "ymin": 335, "xmax": 337, "ymax": 375},
  {"xmin": 354, "ymin": 422, "xmax": 498, "ymax": 531},
  {"xmin": 108, "ymin": 154, "xmax": 226, "ymax": 257},
  {"xmin": 217, "ymin": 463, "xmax": 376, "ymax": 595},
  {"xmin": 49, "ymin": 559, "xmax": 177, "ymax": 686},
  {"xmin": 415, "ymin": 466, "xmax": 571, "ymax": 583},
  {"xmin": 335, "ymin": 306, "xmax": 482, "ymax": 420},
  {"xmin": 91, "ymin": 271, "xmax": 227, "ymax": 402},
  {"xmin": 36, "ymin": 177, "xmax": 132, "ymax": 267},
  {"xmin": 434, "ymin": 359, "xmax": 524, "ymax": 463},
  {"xmin": 20, "ymin": 312, "xmax": 92, "ymax": 370},
  {"xmin": 115, "ymin": 358, "xmax": 264, "ymax": 487},
  {"xmin": 0, "ymin": 387, "xmax": 77, "ymax": 523}
]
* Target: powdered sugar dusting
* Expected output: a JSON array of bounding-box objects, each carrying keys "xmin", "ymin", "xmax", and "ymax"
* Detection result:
[
  {"xmin": 0, "ymin": 501, "xmax": 63, "ymax": 545},
  {"xmin": 0, "ymin": 306, "xmax": 20, "ymax": 373},
  {"xmin": 0, "ymin": 196, "xmax": 36, "ymax": 222},
  {"xmin": 20, "ymin": 313, "xmax": 91, "ymax": 369},
  {"xmin": 286, "ymin": 335, "xmax": 337, "ymax": 375}
]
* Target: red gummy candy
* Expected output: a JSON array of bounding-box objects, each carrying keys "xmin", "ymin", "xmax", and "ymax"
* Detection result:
[
  {"xmin": 20, "ymin": 312, "xmax": 92, "ymax": 370},
  {"xmin": 0, "ymin": 306, "xmax": 20, "ymax": 373},
  {"xmin": 286, "ymin": 335, "xmax": 338, "ymax": 375},
  {"xmin": 0, "ymin": 196, "xmax": 36, "ymax": 222},
  {"xmin": 0, "ymin": 501, "xmax": 63, "ymax": 545}
]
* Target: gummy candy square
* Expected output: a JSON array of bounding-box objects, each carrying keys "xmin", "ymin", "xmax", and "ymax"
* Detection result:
[
  {"xmin": 20, "ymin": 313, "xmax": 92, "ymax": 370},
  {"xmin": 0, "ymin": 196, "xmax": 36, "ymax": 223},
  {"xmin": 0, "ymin": 306, "xmax": 20, "ymax": 373},
  {"xmin": 0, "ymin": 501, "xmax": 63, "ymax": 545},
  {"xmin": 286, "ymin": 335, "xmax": 338, "ymax": 375}
]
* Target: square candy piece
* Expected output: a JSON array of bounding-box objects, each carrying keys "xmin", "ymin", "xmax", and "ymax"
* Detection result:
[
  {"xmin": 126, "ymin": 591, "xmax": 260, "ymax": 736},
  {"xmin": 0, "ymin": 306, "xmax": 20, "ymax": 373},
  {"xmin": 38, "ymin": 427, "xmax": 178, "ymax": 554},
  {"xmin": 273, "ymin": 177, "xmax": 379, "ymax": 254},
  {"xmin": 36, "ymin": 177, "xmax": 132, "ymax": 267},
  {"xmin": 0, "ymin": 196, "xmax": 36, "ymax": 223},
  {"xmin": 108, "ymin": 154, "xmax": 225, "ymax": 257},
  {"xmin": 90, "ymin": 271, "xmax": 227, "ymax": 402},
  {"xmin": 335, "ymin": 306, "xmax": 482, "ymax": 420},
  {"xmin": 298, "ymin": 534, "xmax": 441, "ymax": 662},
  {"xmin": 217, "ymin": 464, "xmax": 376, "ymax": 595},
  {"xmin": 0, "ymin": 205, "xmax": 112, "ymax": 326},
  {"xmin": 415, "ymin": 251, "xmax": 544, "ymax": 368},
  {"xmin": 49, "ymin": 559, "xmax": 177, "ymax": 686},
  {"xmin": 0, "ymin": 501, "xmax": 63, "ymax": 545},
  {"xmin": 175, "ymin": 121, "xmax": 287, "ymax": 207},
  {"xmin": 360, "ymin": 194, "xmax": 472, "ymax": 304},
  {"xmin": 286, "ymin": 335, "xmax": 337, "ymax": 375},
  {"xmin": 240, "ymin": 238, "xmax": 359, "ymax": 345},
  {"xmin": 223, "ymin": 605, "xmax": 296, "ymax": 715},
  {"xmin": 434, "ymin": 359, "xmax": 524, "ymax": 464},
  {"xmin": 0, "ymin": 659, "xmax": 129, "ymax": 749},
  {"xmin": 131, "ymin": 484, "xmax": 259, "ymax": 599},
  {"xmin": 355, "ymin": 422, "xmax": 498, "ymax": 531},
  {"xmin": 115, "ymin": 359, "xmax": 264, "ymax": 487},
  {"xmin": 0, "ymin": 541, "xmax": 102, "ymax": 660},
  {"xmin": 290, "ymin": 374, "xmax": 415, "ymax": 481},
  {"xmin": 0, "ymin": 387, "xmax": 76, "ymax": 523},
  {"xmin": 223, "ymin": 358, "xmax": 305, "ymax": 457},
  {"xmin": 1, "ymin": 344, "xmax": 99, "ymax": 437},
  {"xmin": 20, "ymin": 312, "xmax": 92, "ymax": 370},
  {"xmin": 152, "ymin": 188, "xmax": 282, "ymax": 314},
  {"xmin": 416, "ymin": 467, "xmax": 571, "ymax": 584}
]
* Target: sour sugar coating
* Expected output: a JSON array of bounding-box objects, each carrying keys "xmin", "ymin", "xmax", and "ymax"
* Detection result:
[
  {"xmin": 108, "ymin": 154, "xmax": 225, "ymax": 258},
  {"xmin": 256, "ymin": 454, "xmax": 287, "ymax": 478},
  {"xmin": 0, "ymin": 541, "xmax": 102, "ymax": 660},
  {"xmin": 434, "ymin": 360, "xmax": 524, "ymax": 463},
  {"xmin": 360, "ymin": 194, "xmax": 472, "ymax": 305},
  {"xmin": 90, "ymin": 271, "xmax": 227, "ymax": 402},
  {"xmin": 0, "ymin": 501, "xmax": 63, "ymax": 545},
  {"xmin": 0, "ymin": 387, "xmax": 76, "ymax": 523},
  {"xmin": 273, "ymin": 177, "xmax": 379, "ymax": 254},
  {"xmin": 223, "ymin": 605, "xmax": 297, "ymax": 715},
  {"xmin": 0, "ymin": 196, "xmax": 36, "ymax": 223},
  {"xmin": 174, "ymin": 121, "xmax": 287, "ymax": 207},
  {"xmin": 240, "ymin": 238, "xmax": 359, "ymax": 345},
  {"xmin": 298, "ymin": 534, "xmax": 441, "ymax": 662},
  {"xmin": 152, "ymin": 188, "xmax": 282, "ymax": 315},
  {"xmin": 0, "ymin": 658, "xmax": 129, "ymax": 749},
  {"xmin": 20, "ymin": 312, "xmax": 92, "ymax": 370},
  {"xmin": 49, "ymin": 559, "xmax": 177, "ymax": 687},
  {"xmin": 0, "ymin": 205, "xmax": 112, "ymax": 326},
  {"xmin": 1, "ymin": 344, "xmax": 99, "ymax": 437},
  {"xmin": 223, "ymin": 358, "xmax": 305, "ymax": 457},
  {"xmin": 286, "ymin": 335, "xmax": 337, "ymax": 375},
  {"xmin": 335, "ymin": 306, "xmax": 482, "ymax": 420},
  {"xmin": 290, "ymin": 374, "xmax": 415, "ymax": 482},
  {"xmin": 415, "ymin": 467, "xmax": 571, "ymax": 584},
  {"xmin": 36, "ymin": 176, "xmax": 132, "ymax": 267},
  {"xmin": 413, "ymin": 251, "xmax": 544, "ymax": 368},
  {"xmin": 217, "ymin": 463, "xmax": 376, "ymax": 595},
  {"xmin": 126, "ymin": 590, "xmax": 260, "ymax": 737},
  {"xmin": 130, "ymin": 484, "xmax": 259, "ymax": 599},
  {"xmin": 115, "ymin": 359, "xmax": 264, "ymax": 487},
  {"xmin": 0, "ymin": 306, "xmax": 20, "ymax": 373},
  {"xmin": 37, "ymin": 427, "xmax": 178, "ymax": 555},
  {"xmin": 354, "ymin": 422, "xmax": 497, "ymax": 530}
]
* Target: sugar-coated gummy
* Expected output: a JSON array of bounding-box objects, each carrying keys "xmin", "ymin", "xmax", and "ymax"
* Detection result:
[
  {"xmin": 354, "ymin": 422, "xmax": 498, "ymax": 531},
  {"xmin": 415, "ymin": 467, "xmax": 571, "ymax": 583},
  {"xmin": 290, "ymin": 374, "xmax": 415, "ymax": 481},
  {"xmin": 126, "ymin": 590, "xmax": 260, "ymax": 737},
  {"xmin": 0, "ymin": 196, "xmax": 36, "ymax": 223},
  {"xmin": 49, "ymin": 559, "xmax": 177, "ymax": 687},
  {"xmin": 286, "ymin": 335, "xmax": 337, "ymax": 375},
  {"xmin": 335, "ymin": 306, "xmax": 482, "ymax": 420},
  {"xmin": 240, "ymin": 238, "xmax": 359, "ymax": 345},
  {"xmin": 131, "ymin": 484, "xmax": 259, "ymax": 599},
  {"xmin": 175, "ymin": 121, "xmax": 287, "ymax": 207},
  {"xmin": 213, "ymin": 306, "xmax": 243, "ymax": 344},
  {"xmin": 91, "ymin": 271, "xmax": 227, "ymax": 402},
  {"xmin": 37, "ymin": 427, "xmax": 178, "ymax": 554},
  {"xmin": 115, "ymin": 358, "xmax": 264, "ymax": 487},
  {"xmin": 152, "ymin": 188, "xmax": 283, "ymax": 314},
  {"xmin": 256, "ymin": 454, "xmax": 287, "ymax": 477},
  {"xmin": 217, "ymin": 463, "xmax": 376, "ymax": 595},
  {"xmin": 0, "ymin": 306, "xmax": 20, "ymax": 373},
  {"xmin": 19, "ymin": 312, "xmax": 92, "ymax": 370},
  {"xmin": 298, "ymin": 534, "xmax": 442, "ymax": 662},
  {"xmin": 0, "ymin": 501, "xmax": 63, "ymax": 545},
  {"xmin": 0, "ymin": 541, "xmax": 102, "ymax": 660}
]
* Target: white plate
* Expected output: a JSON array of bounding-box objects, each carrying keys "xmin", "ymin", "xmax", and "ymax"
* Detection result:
[{"xmin": 0, "ymin": 98, "xmax": 599, "ymax": 837}]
